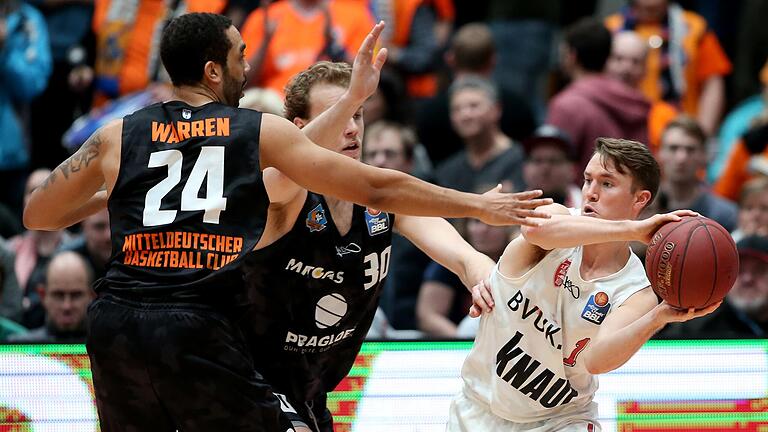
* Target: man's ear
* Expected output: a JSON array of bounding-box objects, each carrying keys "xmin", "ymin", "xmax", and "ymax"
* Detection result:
[
  {"xmin": 203, "ymin": 61, "xmax": 223, "ymax": 84},
  {"xmin": 293, "ymin": 117, "xmax": 307, "ymax": 129},
  {"xmin": 634, "ymin": 189, "xmax": 652, "ymax": 212}
]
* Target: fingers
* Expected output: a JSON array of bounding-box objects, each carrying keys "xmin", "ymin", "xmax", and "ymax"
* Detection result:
[
  {"xmin": 469, "ymin": 304, "xmax": 481, "ymax": 318},
  {"xmin": 470, "ymin": 280, "xmax": 494, "ymax": 314},
  {"xmin": 669, "ymin": 209, "xmax": 700, "ymax": 220},
  {"xmin": 359, "ymin": 21, "xmax": 385, "ymax": 56},
  {"xmin": 512, "ymin": 189, "xmax": 544, "ymax": 200},
  {"xmin": 373, "ymin": 47, "xmax": 388, "ymax": 71},
  {"xmin": 515, "ymin": 197, "xmax": 554, "ymax": 210},
  {"xmin": 483, "ymin": 184, "xmax": 503, "ymax": 195}
]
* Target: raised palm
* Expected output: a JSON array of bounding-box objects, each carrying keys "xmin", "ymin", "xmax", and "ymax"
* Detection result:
[{"xmin": 348, "ymin": 21, "xmax": 389, "ymax": 103}]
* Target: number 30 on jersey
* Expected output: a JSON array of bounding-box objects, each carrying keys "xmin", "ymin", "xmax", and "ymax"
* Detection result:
[{"xmin": 363, "ymin": 246, "xmax": 391, "ymax": 290}]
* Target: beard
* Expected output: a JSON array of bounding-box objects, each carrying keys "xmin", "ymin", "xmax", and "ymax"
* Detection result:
[{"xmin": 222, "ymin": 72, "xmax": 245, "ymax": 107}]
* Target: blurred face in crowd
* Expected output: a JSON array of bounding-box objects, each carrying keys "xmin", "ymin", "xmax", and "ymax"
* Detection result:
[
  {"xmin": 582, "ymin": 154, "xmax": 649, "ymax": 221},
  {"xmin": 631, "ymin": 0, "xmax": 669, "ymax": 24},
  {"xmin": 363, "ymin": 127, "xmax": 412, "ymax": 172},
  {"xmin": 296, "ymin": 83, "xmax": 363, "ymax": 160},
  {"xmin": 523, "ymin": 144, "xmax": 575, "ymax": 198},
  {"xmin": 659, "ymin": 127, "xmax": 706, "ymax": 184},
  {"xmin": 739, "ymin": 187, "xmax": 768, "ymax": 237},
  {"xmin": 83, "ymin": 209, "xmax": 112, "ymax": 265},
  {"xmin": 466, "ymin": 219, "xmax": 512, "ymax": 260},
  {"xmin": 450, "ymin": 88, "xmax": 500, "ymax": 141},
  {"xmin": 727, "ymin": 254, "xmax": 768, "ymax": 321},
  {"xmin": 42, "ymin": 253, "xmax": 94, "ymax": 331},
  {"xmin": 606, "ymin": 32, "xmax": 647, "ymax": 88}
]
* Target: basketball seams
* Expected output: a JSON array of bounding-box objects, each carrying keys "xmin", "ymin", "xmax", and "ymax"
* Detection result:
[
  {"xmin": 646, "ymin": 217, "xmax": 699, "ymax": 306},
  {"xmin": 698, "ymin": 223, "xmax": 718, "ymax": 308},
  {"xmin": 675, "ymin": 222, "xmax": 702, "ymax": 308}
]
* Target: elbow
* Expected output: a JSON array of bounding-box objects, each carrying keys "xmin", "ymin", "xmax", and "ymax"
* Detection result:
[
  {"xmin": 23, "ymin": 203, "xmax": 61, "ymax": 231},
  {"xmin": 582, "ymin": 353, "xmax": 614, "ymax": 375},
  {"xmin": 521, "ymin": 225, "xmax": 554, "ymax": 250}
]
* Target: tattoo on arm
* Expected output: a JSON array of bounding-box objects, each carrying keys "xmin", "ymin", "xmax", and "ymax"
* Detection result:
[
  {"xmin": 38, "ymin": 170, "xmax": 58, "ymax": 190},
  {"xmin": 58, "ymin": 131, "xmax": 103, "ymax": 180}
]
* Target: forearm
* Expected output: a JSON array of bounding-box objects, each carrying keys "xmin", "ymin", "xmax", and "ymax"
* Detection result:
[
  {"xmin": 697, "ymin": 76, "xmax": 725, "ymax": 136},
  {"xmin": 399, "ymin": 216, "xmax": 493, "ymax": 287},
  {"xmin": 302, "ymin": 92, "xmax": 362, "ymax": 148},
  {"xmin": 582, "ymin": 307, "xmax": 664, "ymax": 374},
  {"xmin": 366, "ymin": 172, "xmax": 484, "ymax": 218},
  {"xmin": 522, "ymin": 215, "xmax": 636, "ymax": 250},
  {"xmin": 56, "ymin": 190, "xmax": 109, "ymax": 228}
]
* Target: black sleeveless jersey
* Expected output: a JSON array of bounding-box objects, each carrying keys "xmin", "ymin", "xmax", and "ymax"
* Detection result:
[
  {"xmin": 98, "ymin": 101, "xmax": 270, "ymax": 300},
  {"xmin": 242, "ymin": 193, "xmax": 394, "ymax": 401}
]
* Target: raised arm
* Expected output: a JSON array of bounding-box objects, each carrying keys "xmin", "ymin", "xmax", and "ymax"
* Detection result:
[
  {"xmin": 23, "ymin": 120, "xmax": 121, "ymax": 230},
  {"xmin": 264, "ymin": 21, "xmax": 389, "ymax": 205},
  {"xmin": 260, "ymin": 115, "xmax": 551, "ymax": 225}
]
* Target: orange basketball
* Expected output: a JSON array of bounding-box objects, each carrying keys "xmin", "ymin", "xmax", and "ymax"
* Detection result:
[{"xmin": 645, "ymin": 216, "xmax": 739, "ymax": 309}]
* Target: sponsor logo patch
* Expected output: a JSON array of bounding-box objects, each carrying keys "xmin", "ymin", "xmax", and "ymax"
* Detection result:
[
  {"xmin": 553, "ymin": 259, "xmax": 572, "ymax": 287},
  {"xmin": 581, "ymin": 291, "xmax": 610, "ymax": 325},
  {"xmin": 306, "ymin": 203, "xmax": 327, "ymax": 232},
  {"xmin": 364, "ymin": 207, "xmax": 389, "ymax": 236}
]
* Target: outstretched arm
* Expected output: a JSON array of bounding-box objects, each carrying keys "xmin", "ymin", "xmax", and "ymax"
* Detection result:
[
  {"xmin": 23, "ymin": 121, "xmax": 121, "ymax": 230},
  {"xmin": 521, "ymin": 204, "xmax": 698, "ymax": 250},
  {"xmin": 260, "ymin": 116, "xmax": 552, "ymax": 225},
  {"xmin": 581, "ymin": 288, "xmax": 720, "ymax": 374},
  {"xmin": 395, "ymin": 215, "xmax": 494, "ymax": 289}
]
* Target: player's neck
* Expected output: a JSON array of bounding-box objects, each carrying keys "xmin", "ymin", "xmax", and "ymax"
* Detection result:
[
  {"xmin": 580, "ymin": 242, "xmax": 630, "ymax": 280},
  {"xmin": 323, "ymin": 196, "xmax": 354, "ymax": 236},
  {"xmin": 171, "ymin": 84, "xmax": 225, "ymax": 107}
]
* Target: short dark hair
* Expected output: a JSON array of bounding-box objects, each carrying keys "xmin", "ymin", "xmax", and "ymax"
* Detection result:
[
  {"xmin": 594, "ymin": 138, "xmax": 660, "ymax": 204},
  {"xmin": 662, "ymin": 115, "xmax": 707, "ymax": 148},
  {"xmin": 160, "ymin": 13, "xmax": 233, "ymax": 87},
  {"xmin": 450, "ymin": 23, "xmax": 495, "ymax": 72},
  {"xmin": 365, "ymin": 121, "xmax": 417, "ymax": 160},
  {"xmin": 564, "ymin": 18, "xmax": 612, "ymax": 72}
]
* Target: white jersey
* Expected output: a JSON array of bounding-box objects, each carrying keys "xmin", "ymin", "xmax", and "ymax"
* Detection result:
[{"xmin": 460, "ymin": 242, "xmax": 649, "ymax": 424}]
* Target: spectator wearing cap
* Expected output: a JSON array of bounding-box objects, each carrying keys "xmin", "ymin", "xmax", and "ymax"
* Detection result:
[
  {"xmin": 522, "ymin": 125, "xmax": 582, "ymax": 208},
  {"xmin": 656, "ymin": 116, "xmax": 738, "ymax": 231},
  {"xmin": 658, "ymin": 235, "xmax": 768, "ymax": 339},
  {"xmin": 433, "ymin": 75, "xmax": 526, "ymax": 194}
]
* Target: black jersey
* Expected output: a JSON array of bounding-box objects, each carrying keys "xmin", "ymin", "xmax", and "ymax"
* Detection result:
[
  {"xmin": 99, "ymin": 101, "xmax": 270, "ymax": 300},
  {"xmin": 242, "ymin": 192, "xmax": 394, "ymax": 401}
]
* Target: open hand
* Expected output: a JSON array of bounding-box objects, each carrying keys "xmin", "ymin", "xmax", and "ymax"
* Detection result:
[
  {"xmin": 654, "ymin": 300, "xmax": 721, "ymax": 324},
  {"xmin": 469, "ymin": 278, "xmax": 494, "ymax": 318},
  {"xmin": 346, "ymin": 21, "xmax": 388, "ymax": 104},
  {"xmin": 633, "ymin": 209, "xmax": 699, "ymax": 244},
  {"xmin": 479, "ymin": 185, "xmax": 554, "ymax": 226}
]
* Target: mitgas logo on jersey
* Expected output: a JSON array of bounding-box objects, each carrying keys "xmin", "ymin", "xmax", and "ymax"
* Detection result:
[
  {"xmin": 581, "ymin": 291, "xmax": 611, "ymax": 325},
  {"xmin": 364, "ymin": 208, "xmax": 389, "ymax": 236},
  {"xmin": 285, "ymin": 258, "xmax": 344, "ymax": 284},
  {"xmin": 306, "ymin": 204, "xmax": 328, "ymax": 232}
]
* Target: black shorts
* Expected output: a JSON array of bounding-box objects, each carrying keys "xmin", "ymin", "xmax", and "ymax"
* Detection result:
[
  {"xmin": 86, "ymin": 294, "xmax": 295, "ymax": 432},
  {"xmin": 273, "ymin": 391, "xmax": 333, "ymax": 432}
]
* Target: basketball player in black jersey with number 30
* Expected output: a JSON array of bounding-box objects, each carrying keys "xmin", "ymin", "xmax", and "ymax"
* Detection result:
[
  {"xmin": 240, "ymin": 59, "xmax": 516, "ymax": 429},
  {"xmin": 23, "ymin": 14, "xmax": 553, "ymax": 432}
]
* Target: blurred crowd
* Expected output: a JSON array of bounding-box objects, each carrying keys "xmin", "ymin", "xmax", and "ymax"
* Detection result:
[{"xmin": 1, "ymin": 0, "xmax": 767, "ymax": 343}]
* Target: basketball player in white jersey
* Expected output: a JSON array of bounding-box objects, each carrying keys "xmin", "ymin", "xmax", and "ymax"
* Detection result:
[{"xmin": 448, "ymin": 138, "xmax": 721, "ymax": 432}]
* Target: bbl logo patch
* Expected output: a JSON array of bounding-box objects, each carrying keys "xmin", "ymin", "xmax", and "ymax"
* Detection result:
[
  {"xmin": 306, "ymin": 204, "xmax": 327, "ymax": 232},
  {"xmin": 581, "ymin": 291, "xmax": 610, "ymax": 325},
  {"xmin": 364, "ymin": 208, "xmax": 389, "ymax": 236}
]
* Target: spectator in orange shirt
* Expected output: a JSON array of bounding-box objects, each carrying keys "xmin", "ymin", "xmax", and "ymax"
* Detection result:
[
  {"xmin": 241, "ymin": 0, "xmax": 374, "ymax": 96},
  {"xmin": 605, "ymin": 0, "xmax": 732, "ymax": 136},
  {"xmin": 90, "ymin": 0, "xmax": 226, "ymax": 106},
  {"xmin": 714, "ymin": 113, "xmax": 768, "ymax": 202},
  {"xmin": 605, "ymin": 30, "xmax": 678, "ymax": 154}
]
